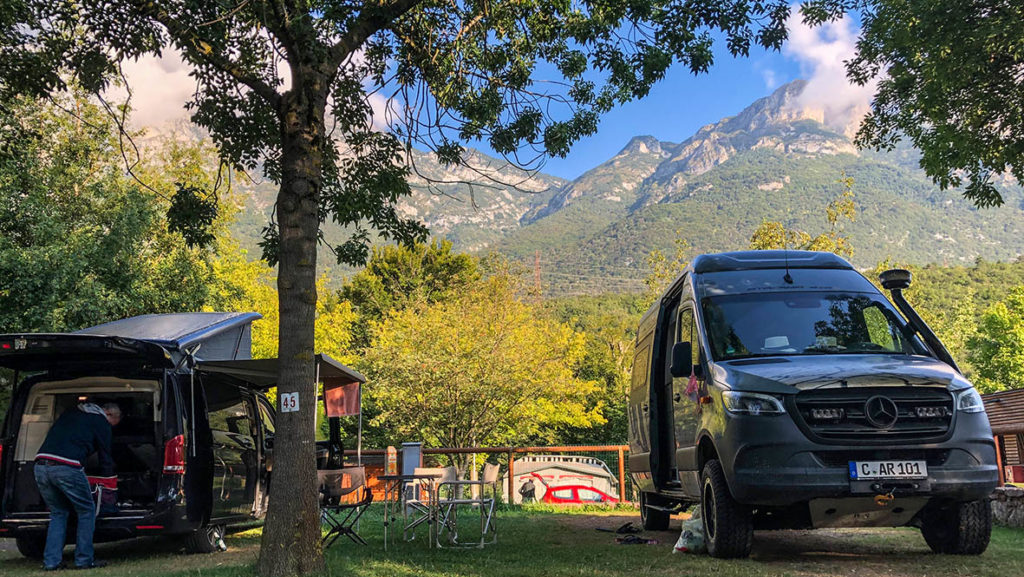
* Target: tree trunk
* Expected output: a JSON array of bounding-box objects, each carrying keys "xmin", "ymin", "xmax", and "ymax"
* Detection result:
[{"xmin": 257, "ymin": 87, "xmax": 328, "ymax": 577}]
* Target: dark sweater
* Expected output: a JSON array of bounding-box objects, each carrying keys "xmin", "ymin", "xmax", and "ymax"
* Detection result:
[{"xmin": 36, "ymin": 407, "xmax": 114, "ymax": 476}]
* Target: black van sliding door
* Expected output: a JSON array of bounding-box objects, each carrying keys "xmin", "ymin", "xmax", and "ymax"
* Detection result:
[{"xmin": 205, "ymin": 383, "xmax": 257, "ymax": 519}]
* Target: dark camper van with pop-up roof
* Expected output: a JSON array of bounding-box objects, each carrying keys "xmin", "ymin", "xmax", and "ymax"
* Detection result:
[
  {"xmin": 629, "ymin": 251, "xmax": 999, "ymax": 558},
  {"xmin": 0, "ymin": 313, "xmax": 293, "ymax": 557}
]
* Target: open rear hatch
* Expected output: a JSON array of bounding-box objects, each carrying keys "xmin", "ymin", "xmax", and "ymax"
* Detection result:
[
  {"xmin": 1, "ymin": 334, "xmax": 173, "ymax": 521},
  {"xmin": 0, "ymin": 334, "xmax": 174, "ymax": 372}
]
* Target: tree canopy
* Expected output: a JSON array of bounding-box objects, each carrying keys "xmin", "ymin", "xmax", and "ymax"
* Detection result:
[
  {"xmin": 748, "ymin": 175, "xmax": 857, "ymax": 257},
  {"xmin": 340, "ymin": 239, "xmax": 480, "ymax": 347},
  {"xmin": 0, "ymin": 92, "xmax": 220, "ymax": 332},
  {"xmin": 803, "ymin": 0, "xmax": 1024, "ymax": 207},
  {"xmin": 969, "ymin": 288, "xmax": 1024, "ymax": 393},
  {"xmin": 359, "ymin": 271, "xmax": 601, "ymax": 455}
]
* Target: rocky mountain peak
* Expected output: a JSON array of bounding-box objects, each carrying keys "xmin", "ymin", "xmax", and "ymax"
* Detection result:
[
  {"xmin": 616, "ymin": 135, "xmax": 667, "ymax": 157},
  {"xmin": 636, "ymin": 79, "xmax": 857, "ymax": 201},
  {"xmin": 719, "ymin": 79, "xmax": 824, "ymax": 133}
]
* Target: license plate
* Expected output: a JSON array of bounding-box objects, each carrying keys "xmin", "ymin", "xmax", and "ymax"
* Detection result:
[{"xmin": 849, "ymin": 460, "xmax": 927, "ymax": 480}]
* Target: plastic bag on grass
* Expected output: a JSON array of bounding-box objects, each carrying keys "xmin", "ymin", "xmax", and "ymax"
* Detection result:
[{"xmin": 672, "ymin": 505, "xmax": 706, "ymax": 554}]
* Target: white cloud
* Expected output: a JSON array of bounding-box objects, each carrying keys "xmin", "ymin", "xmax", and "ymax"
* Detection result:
[
  {"xmin": 108, "ymin": 54, "xmax": 196, "ymax": 128},
  {"xmin": 783, "ymin": 10, "xmax": 875, "ymax": 135},
  {"xmin": 762, "ymin": 68, "xmax": 778, "ymax": 90}
]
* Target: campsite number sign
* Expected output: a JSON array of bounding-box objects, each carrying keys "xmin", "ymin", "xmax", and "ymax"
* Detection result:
[{"xmin": 280, "ymin": 392, "xmax": 300, "ymax": 413}]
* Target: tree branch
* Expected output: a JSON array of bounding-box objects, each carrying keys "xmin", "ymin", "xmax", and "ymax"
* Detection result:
[
  {"xmin": 329, "ymin": 0, "xmax": 425, "ymax": 68},
  {"xmin": 130, "ymin": 0, "xmax": 282, "ymax": 108}
]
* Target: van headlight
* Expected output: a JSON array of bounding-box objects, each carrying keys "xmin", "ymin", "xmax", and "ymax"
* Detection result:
[
  {"xmin": 722, "ymin": 391, "xmax": 786, "ymax": 415},
  {"xmin": 956, "ymin": 388, "xmax": 986, "ymax": 414}
]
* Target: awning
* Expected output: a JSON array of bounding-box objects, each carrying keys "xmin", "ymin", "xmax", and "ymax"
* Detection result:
[{"xmin": 196, "ymin": 353, "xmax": 365, "ymax": 390}]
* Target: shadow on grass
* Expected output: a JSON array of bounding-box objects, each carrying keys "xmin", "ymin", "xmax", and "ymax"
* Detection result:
[{"xmin": 1, "ymin": 507, "xmax": 1022, "ymax": 577}]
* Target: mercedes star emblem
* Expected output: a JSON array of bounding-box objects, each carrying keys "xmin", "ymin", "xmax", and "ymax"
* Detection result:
[{"xmin": 864, "ymin": 395, "xmax": 899, "ymax": 429}]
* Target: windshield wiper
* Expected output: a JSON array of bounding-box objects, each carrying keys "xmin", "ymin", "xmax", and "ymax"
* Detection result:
[
  {"xmin": 723, "ymin": 353, "xmax": 791, "ymax": 361},
  {"xmin": 802, "ymin": 345, "xmax": 847, "ymax": 353}
]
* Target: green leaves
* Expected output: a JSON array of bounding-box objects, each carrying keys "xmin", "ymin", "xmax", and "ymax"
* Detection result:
[
  {"xmin": 0, "ymin": 92, "xmax": 221, "ymax": 332},
  {"xmin": 810, "ymin": 0, "xmax": 1024, "ymax": 207},
  {"xmin": 359, "ymin": 270, "xmax": 600, "ymax": 448},
  {"xmin": 969, "ymin": 287, "xmax": 1024, "ymax": 393},
  {"xmin": 167, "ymin": 183, "xmax": 218, "ymax": 249},
  {"xmin": 748, "ymin": 175, "xmax": 857, "ymax": 258}
]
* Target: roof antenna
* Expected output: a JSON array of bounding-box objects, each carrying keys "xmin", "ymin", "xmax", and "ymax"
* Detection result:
[{"xmin": 783, "ymin": 247, "xmax": 793, "ymax": 284}]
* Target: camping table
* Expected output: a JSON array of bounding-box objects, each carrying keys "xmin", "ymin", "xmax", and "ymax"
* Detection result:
[{"xmin": 379, "ymin": 473, "xmax": 441, "ymax": 550}]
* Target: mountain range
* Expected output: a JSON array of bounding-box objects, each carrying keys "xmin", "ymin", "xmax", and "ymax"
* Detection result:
[{"xmin": 230, "ymin": 79, "xmax": 1024, "ymax": 295}]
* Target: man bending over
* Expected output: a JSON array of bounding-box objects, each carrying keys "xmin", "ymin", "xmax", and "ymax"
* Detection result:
[{"xmin": 34, "ymin": 402, "xmax": 121, "ymax": 571}]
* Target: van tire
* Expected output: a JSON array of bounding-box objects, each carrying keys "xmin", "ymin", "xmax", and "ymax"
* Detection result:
[
  {"xmin": 15, "ymin": 535, "xmax": 46, "ymax": 559},
  {"xmin": 185, "ymin": 524, "xmax": 227, "ymax": 554},
  {"xmin": 701, "ymin": 460, "xmax": 752, "ymax": 558},
  {"xmin": 920, "ymin": 499, "xmax": 991, "ymax": 555},
  {"xmin": 640, "ymin": 492, "xmax": 671, "ymax": 531}
]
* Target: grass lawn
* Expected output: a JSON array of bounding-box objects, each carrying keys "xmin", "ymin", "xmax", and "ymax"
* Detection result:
[{"xmin": 1, "ymin": 506, "xmax": 1022, "ymax": 577}]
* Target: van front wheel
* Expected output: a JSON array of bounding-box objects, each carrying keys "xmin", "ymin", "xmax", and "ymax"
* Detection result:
[
  {"xmin": 640, "ymin": 492, "xmax": 670, "ymax": 531},
  {"xmin": 15, "ymin": 535, "xmax": 46, "ymax": 559},
  {"xmin": 920, "ymin": 499, "xmax": 991, "ymax": 555},
  {"xmin": 185, "ymin": 524, "xmax": 227, "ymax": 554},
  {"xmin": 701, "ymin": 460, "xmax": 752, "ymax": 558}
]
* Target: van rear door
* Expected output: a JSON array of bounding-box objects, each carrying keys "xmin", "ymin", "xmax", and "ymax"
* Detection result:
[
  {"xmin": 0, "ymin": 334, "xmax": 173, "ymax": 519},
  {"xmin": 0, "ymin": 334, "xmax": 173, "ymax": 373}
]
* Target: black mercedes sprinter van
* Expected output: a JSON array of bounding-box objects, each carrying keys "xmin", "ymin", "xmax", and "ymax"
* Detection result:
[
  {"xmin": 0, "ymin": 313, "xmax": 277, "ymax": 556},
  {"xmin": 629, "ymin": 251, "xmax": 999, "ymax": 558}
]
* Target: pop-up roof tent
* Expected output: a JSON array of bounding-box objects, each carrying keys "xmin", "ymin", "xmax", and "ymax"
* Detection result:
[{"xmin": 74, "ymin": 312, "xmax": 262, "ymax": 366}]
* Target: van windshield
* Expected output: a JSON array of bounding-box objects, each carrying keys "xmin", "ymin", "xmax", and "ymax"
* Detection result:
[{"xmin": 701, "ymin": 291, "xmax": 925, "ymax": 361}]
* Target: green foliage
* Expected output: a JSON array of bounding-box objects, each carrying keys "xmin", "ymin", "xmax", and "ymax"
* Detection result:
[
  {"xmin": 542, "ymin": 293, "xmax": 647, "ymax": 444},
  {"xmin": 340, "ymin": 239, "xmax": 480, "ymax": 348},
  {"xmin": 202, "ymin": 233, "xmax": 357, "ymax": 363},
  {"xmin": 803, "ymin": 0, "xmax": 1024, "ymax": 208},
  {"xmin": 969, "ymin": 288, "xmax": 1024, "ymax": 393},
  {"xmin": 358, "ymin": 271, "xmax": 601, "ymax": 450},
  {"xmin": 749, "ymin": 175, "xmax": 856, "ymax": 257},
  {"xmin": 167, "ymin": 183, "xmax": 219, "ymax": 248},
  {"xmin": 0, "ymin": 0, "xmax": 798, "ymax": 266},
  {"xmin": 0, "ymin": 92, "xmax": 218, "ymax": 332},
  {"xmin": 643, "ymin": 232, "xmax": 690, "ymax": 305}
]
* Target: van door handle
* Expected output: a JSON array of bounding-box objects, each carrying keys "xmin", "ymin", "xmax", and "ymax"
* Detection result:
[
  {"xmin": 641, "ymin": 403, "xmax": 649, "ymax": 413},
  {"xmin": 673, "ymin": 393, "xmax": 682, "ymax": 403}
]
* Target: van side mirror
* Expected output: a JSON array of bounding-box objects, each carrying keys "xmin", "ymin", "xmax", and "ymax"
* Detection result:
[{"xmin": 671, "ymin": 342, "xmax": 692, "ymax": 378}]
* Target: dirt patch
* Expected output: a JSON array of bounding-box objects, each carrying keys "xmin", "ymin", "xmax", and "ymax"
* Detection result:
[
  {"xmin": 0, "ymin": 534, "xmax": 261, "ymax": 572},
  {"xmin": 555, "ymin": 512, "xmax": 977, "ymax": 577}
]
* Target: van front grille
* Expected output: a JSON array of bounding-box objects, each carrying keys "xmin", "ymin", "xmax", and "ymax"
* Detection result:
[{"xmin": 792, "ymin": 387, "xmax": 954, "ymax": 444}]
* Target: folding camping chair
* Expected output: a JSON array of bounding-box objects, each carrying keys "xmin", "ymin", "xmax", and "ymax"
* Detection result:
[
  {"xmin": 400, "ymin": 466, "xmax": 456, "ymax": 544},
  {"xmin": 436, "ymin": 462, "xmax": 501, "ymax": 548},
  {"xmin": 318, "ymin": 467, "xmax": 373, "ymax": 547}
]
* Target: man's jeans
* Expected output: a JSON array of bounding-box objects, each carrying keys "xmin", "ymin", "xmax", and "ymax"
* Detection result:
[{"xmin": 34, "ymin": 462, "xmax": 96, "ymax": 568}]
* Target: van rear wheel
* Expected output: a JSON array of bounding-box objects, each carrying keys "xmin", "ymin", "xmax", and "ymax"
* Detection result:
[
  {"xmin": 185, "ymin": 524, "xmax": 227, "ymax": 554},
  {"xmin": 640, "ymin": 492, "xmax": 671, "ymax": 531},
  {"xmin": 15, "ymin": 535, "xmax": 46, "ymax": 559},
  {"xmin": 701, "ymin": 460, "xmax": 752, "ymax": 558},
  {"xmin": 920, "ymin": 499, "xmax": 991, "ymax": 555}
]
